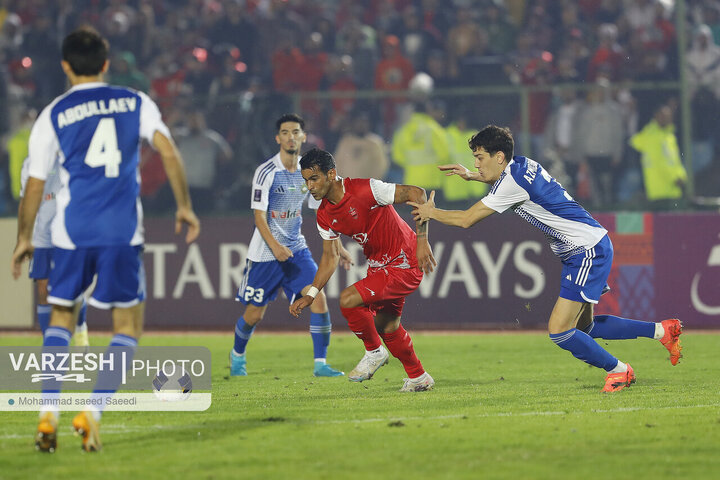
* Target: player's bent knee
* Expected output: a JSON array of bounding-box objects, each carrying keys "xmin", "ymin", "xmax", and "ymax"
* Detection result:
[{"xmin": 339, "ymin": 287, "xmax": 363, "ymax": 309}]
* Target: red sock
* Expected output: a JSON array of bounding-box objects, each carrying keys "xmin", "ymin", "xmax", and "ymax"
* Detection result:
[
  {"xmin": 380, "ymin": 325, "xmax": 425, "ymax": 378},
  {"xmin": 341, "ymin": 306, "xmax": 382, "ymax": 350}
]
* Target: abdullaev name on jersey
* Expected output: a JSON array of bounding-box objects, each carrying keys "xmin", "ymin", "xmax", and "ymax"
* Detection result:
[{"xmin": 57, "ymin": 97, "xmax": 138, "ymax": 128}]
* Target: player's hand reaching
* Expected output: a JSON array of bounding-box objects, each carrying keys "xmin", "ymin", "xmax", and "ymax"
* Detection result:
[
  {"xmin": 289, "ymin": 295, "xmax": 313, "ymax": 318},
  {"xmin": 408, "ymin": 190, "xmax": 436, "ymax": 223},
  {"xmin": 176, "ymin": 207, "xmax": 201, "ymax": 243},
  {"xmin": 10, "ymin": 238, "xmax": 33, "ymax": 280},
  {"xmin": 438, "ymin": 164, "xmax": 474, "ymax": 181}
]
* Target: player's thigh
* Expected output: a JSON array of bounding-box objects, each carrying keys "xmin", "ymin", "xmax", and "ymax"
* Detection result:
[
  {"xmin": 35, "ymin": 279, "xmax": 49, "ymax": 304},
  {"xmin": 279, "ymin": 248, "xmax": 319, "ymax": 304},
  {"xmin": 48, "ymin": 247, "xmax": 99, "ymax": 307},
  {"xmin": 91, "ymin": 245, "xmax": 146, "ymax": 309},
  {"xmin": 236, "ymin": 259, "xmax": 284, "ymax": 307}
]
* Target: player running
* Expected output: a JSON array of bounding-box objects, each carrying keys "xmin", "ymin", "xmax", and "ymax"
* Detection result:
[
  {"xmin": 19, "ymin": 157, "xmax": 90, "ymax": 346},
  {"xmin": 230, "ymin": 114, "xmax": 347, "ymax": 378},
  {"xmin": 289, "ymin": 148, "xmax": 437, "ymax": 392},
  {"xmin": 408, "ymin": 125, "xmax": 682, "ymax": 393},
  {"xmin": 11, "ymin": 27, "xmax": 199, "ymax": 452}
]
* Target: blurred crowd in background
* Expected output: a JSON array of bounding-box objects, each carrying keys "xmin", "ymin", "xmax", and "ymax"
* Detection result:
[{"xmin": 2, "ymin": 0, "xmax": 720, "ymax": 216}]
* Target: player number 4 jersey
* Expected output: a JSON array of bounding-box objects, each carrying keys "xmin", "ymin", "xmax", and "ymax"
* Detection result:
[
  {"xmin": 316, "ymin": 178, "xmax": 417, "ymax": 269},
  {"xmin": 481, "ymin": 156, "xmax": 607, "ymax": 260},
  {"xmin": 26, "ymin": 82, "xmax": 170, "ymax": 249}
]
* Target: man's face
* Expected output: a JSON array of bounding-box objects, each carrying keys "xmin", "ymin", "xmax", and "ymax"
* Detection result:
[
  {"xmin": 276, "ymin": 121, "xmax": 306, "ymax": 155},
  {"xmin": 472, "ymin": 147, "xmax": 506, "ymax": 184},
  {"xmin": 302, "ymin": 166, "xmax": 335, "ymax": 200}
]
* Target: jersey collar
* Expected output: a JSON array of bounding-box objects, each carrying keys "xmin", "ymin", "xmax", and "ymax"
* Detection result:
[
  {"xmin": 68, "ymin": 82, "xmax": 107, "ymax": 92},
  {"xmin": 271, "ymin": 153, "xmax": 302, "ymax": 172}
]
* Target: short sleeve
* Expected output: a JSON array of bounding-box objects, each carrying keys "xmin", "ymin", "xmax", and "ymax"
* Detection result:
[
  {"xmin": 138, "ymin": 91, "xmax": 171, "ymax": 146},
  {"xmin": 480, "ymin": 171, "xmax": 530, "ymax": 213},
  {"xmin": 369, "ymin": 178, "xmax": 396, "ymax": 206},
  {"xmin": 27, "ymin": 106, "xmax": 59, "ymax": 181},
  {"xmin": 317, "ymin": 222, "xmax": 339, "ymax": 240},
  {"xmin": 19, "ymin": 157, "xmax": 30, "ymax": 198},
  {"xmin": 250, "ymin": 164, "xmax": 276, "ymax": 211}
]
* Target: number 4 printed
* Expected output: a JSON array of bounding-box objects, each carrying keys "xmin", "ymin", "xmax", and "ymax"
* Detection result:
[{"xmin": 85, "ymin": 117, "xmax": 122, "ymax": 177}]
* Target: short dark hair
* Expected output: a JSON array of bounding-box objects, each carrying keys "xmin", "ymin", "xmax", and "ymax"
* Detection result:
[
  {"xmin": 62, "ymin": 27, "xmax": 109, "ymax": 76},
  {"xmin": 276, "ymin": 113, "xmax": 305, "ymax": 132},
  {"xmin": 300, "ymin": 148, "xmax": 335, "ymax": 173},
  {"xmin": 468, "ymin": 125, "xmax": 514, "ymax": 160}
]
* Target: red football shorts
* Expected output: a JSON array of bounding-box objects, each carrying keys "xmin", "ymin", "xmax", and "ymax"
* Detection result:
[{"xmin": 355, "ymin": 266, "xmax": 423, "ymax": 317}]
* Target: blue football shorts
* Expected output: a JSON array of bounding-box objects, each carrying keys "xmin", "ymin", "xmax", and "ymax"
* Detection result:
[
  {"xmin": 559, "ymin": 235, "xmax": 613, "ymax": 304},
  {"xmin": 48, "ymin": 245, "xmax": 146, "ymax": 309},
  {"xmin": 29, "ymin": 247, "xmax": 52, "ymax": 280},
  {"xmin": 236, "ymin": 247, "xmax": 318, "ymax": 307}
]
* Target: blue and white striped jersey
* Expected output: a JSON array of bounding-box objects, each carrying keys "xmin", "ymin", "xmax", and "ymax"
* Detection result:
[
  {"xmin": 481, "ymin": 156, "xmax": 607, "ymax": 260},
  {"xmin": 247, "ymin": 154, "xmax": 320, "ymax": 262},
  {"xmin": 20, "ymin": 156, "xmax": 62, "ymax": 249},
  {"xmin": 26, "ymin": 82, "xmax": 170, "ymax": 249}
]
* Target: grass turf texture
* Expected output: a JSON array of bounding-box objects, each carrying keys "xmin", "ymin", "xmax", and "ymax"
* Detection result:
[{"xmin": 0, "ymin": 332, "xmax": 718, "ymax": 480}]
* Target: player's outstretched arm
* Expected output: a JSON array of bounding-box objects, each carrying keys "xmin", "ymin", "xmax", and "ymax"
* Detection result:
[
  {"xmin": 408, "ymin": 191, "xmax": 495, "ymax": 229},
  {"xmin": 394, "ymin": 185, "xmax": 437, "ymax": 274},
  {"xmin": 438, "ymin": 164, "xmax": 481, "ymax": 182},
  {"xmin": 290, "ymin": 239, "xmax": 339, "ymax": 317},
  {"xmin": 11, "ymin": 177, "xmax": 44, "ymax": 279},
  {"xmin": 153, "ymin": 131, "xmax": 200, "ymax": 243}
]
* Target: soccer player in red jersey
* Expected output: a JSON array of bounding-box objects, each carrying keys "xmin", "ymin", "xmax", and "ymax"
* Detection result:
[{"xmin": 289, "ymin": 148, "xmax": 437, "ymax": 392}]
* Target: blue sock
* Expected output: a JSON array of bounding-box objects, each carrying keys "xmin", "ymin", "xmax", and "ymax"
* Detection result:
[
  {"xmin": 37, "ymin": 304, "xmax": 51, "ymax": 335},
  {"xmin": 233, "ymin": 317, "xmax": 255, "ymax": 355},
  {"xmin": 310, "ymin": 312, "xmax": 331, "ymax": 360},
  {"xmin": 582, "ymin": 315, "xmax": 655, "ymax": 340},
  {"xmin": 42, "ymin": 327, "xmax": 72, "ymax": 397},
  {"xmin": 91, "ymin": 334, "xmax": 138, "ymax": 417},
  {"xmin": 76, "ymin": 300, "xmax": 87, "ymax": 328},
  {"xmin": 550, "ymin": 328, "xmax": 618, "ymax": 371}
]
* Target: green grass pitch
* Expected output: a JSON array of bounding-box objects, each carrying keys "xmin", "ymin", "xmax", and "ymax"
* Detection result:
[{"xmin": 1, "ymin": 331, "xmax": 718, "ymax": 479}]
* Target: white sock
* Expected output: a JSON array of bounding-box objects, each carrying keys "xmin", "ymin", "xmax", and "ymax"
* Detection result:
[
  {"xmin": 314, "ymin": 358, "xmax": 326, "ymax": 364},
  {"xmin": 410, "ymin": 372, "xmax": 428, "ymax": 381},
  {"xmin": 231, "ymin": 350, "xmax": 245, "ymax": 357},
  {"xmin": 653, "ymin": 323, "xmax": 665, "ymax": 340},
  {"xmin": 609, "ymin": 360, "xmax": 628, "ymax": 373},
  {"xmin": 369, "ymin": 346, "xmax": 384, "ymax": 355}
]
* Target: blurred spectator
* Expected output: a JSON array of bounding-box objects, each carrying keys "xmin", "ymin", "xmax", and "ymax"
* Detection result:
[
  {"xmin": 334, "ymin": 110, "xmax": 389, "ymax": 180},
  {"xmin": 446, "ymin": 7, "xmax": 483, "ymax": 78},
  {"xmin": 443, "ymin": 108, "xmax": 487, "ymax": 204},
  {"xmin": 6, "ymin": 108, "xmax": 36, "ymax": 202},
  {"xmin": 629, "ymin": 104, "xmax": 688, "ymax": 208},
  {"xmin": 375, "ymin": 34, "xmax": 415, "ymax": 136},
  {"xmin": 174, "ymin": 109, "xmax": 233, "ymax": 214},
  {"xmin": 483, "ymin": 1, "xmax": 517, "ymax": 55},
  {"xmin": 336, "ymin": 19, "xmax": 378, "ymax": 89},
  {"xmin": 543, "ymin": 89, "xmax": 580, "ymax": 191},
  {"xmin": 687, "ymin": 24, "xmax": 720, "ymax": 176},
  {"xmin": 109, "ymin": 51, "xmax": 150, "ymax": 92},
  {"xmin": 588, "ymin": 23, "xmax": 627, "ymax": 81},
  {"xmin": 209, "ymin": 1, "xmax": 259, "ymax": 74},
  {"xmin": 391, "ymin": 98, "xmax": 449, "ymax": 191},
  {"xmin": 319, "ymin": 54, "xmax": 358, "ymax": 145},
  {"xmin": 574, "ymin": 81, "xmax": 625, "ymax": 207},
  {"xmin": 393, "ymin": 4, "xmax": 441, "ymax": 70}
]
